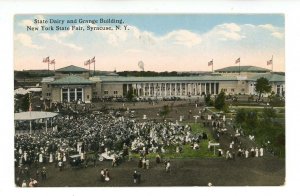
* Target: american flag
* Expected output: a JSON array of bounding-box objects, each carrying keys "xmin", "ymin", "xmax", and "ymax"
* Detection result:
[
  {"xmin": 267, "ymin": 59, "xmax": 273, "ymax": 65},
  {"xmin": 43, "ymin": 56, "xmax": 50, "ymax": 63},
  {"xmin": 84, "ymin": 59, "xmax": 91, "ymax": 66},
  {"xmin": 50, "ymin": 59, "xmax": 55, "ymax": 65},
  {"xmin": 90, "ymin": 56, "xmax": 95, "ymax": 63},
  {"xmin": 235, "ymin": 57, "xmax": 240, "ymax": 64},
  {"xmin": 208, "ymin": 60, "xmax": 213, "ymax": 66}
]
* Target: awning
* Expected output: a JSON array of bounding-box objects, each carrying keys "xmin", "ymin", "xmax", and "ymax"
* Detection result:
[{"xmin": 14, "ymin": 111, "xmax": 58, "ymax": 121}]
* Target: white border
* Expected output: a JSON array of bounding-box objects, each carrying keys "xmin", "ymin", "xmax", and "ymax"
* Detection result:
[{"xmin": 1, "ymin": 1, "xmax": 299, "ymax": 196}]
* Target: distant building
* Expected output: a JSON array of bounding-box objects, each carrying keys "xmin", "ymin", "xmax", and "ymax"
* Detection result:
[{"xmin": 42, "ymin": 65, "xmax": 285, "ymax": 103}]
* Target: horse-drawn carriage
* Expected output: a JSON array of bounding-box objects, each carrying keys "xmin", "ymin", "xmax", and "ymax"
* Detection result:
[{"xmin": 69, "ymin": 154, "xmax": 84, "ymax": 168}]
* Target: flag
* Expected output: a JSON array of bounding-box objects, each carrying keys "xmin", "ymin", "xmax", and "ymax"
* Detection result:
[
  {"xmin": 50, "ymin": 59, "xmax": 55, "ymax": 65},
  {"xmin": 235, "ymin": 58, "xmax": 240, "ymax": 64},
  {"xmin": 84, "ymin": 59, "xmax": 90, "ymax": 66},
  {"xmin": 90, "ymin": 56, "xmax": 95, "ymax": 63},
  {"xmin": 208, "ymin": 60, "xmax": 213, "ymax": 66},
  {"xmin": 267, "ymin": 59, "xmax": 273, "ymax": 65},
  {"xmin": 43, "ymin": 56, "xmax": 50, "ymax": 63}
]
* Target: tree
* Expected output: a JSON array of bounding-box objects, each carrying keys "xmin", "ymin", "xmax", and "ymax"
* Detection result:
[
  {"xmin": 20, "ymin": 93, "xmax": 30, "ymax": 112},
  {"xmin": 235, "ymin": 109, "xmax": 246, "ymax": 125},
  {"xmin": 126, "ymin": 88, "xmax": 135, "ymax": 101},
  {"xmin": 205, "ymin": 94, "xmax": 213, "ymax": 106},
  {"xmin": 159, "ymin": 105, "xmax": 171, "ymax": 119},
  {"xmin": 255, "ymin": 77, "xmax": 272, "ymax": 100},
  {"xmin": 214, "ymin": 91, "xmax": 227, "ymax": 111}
]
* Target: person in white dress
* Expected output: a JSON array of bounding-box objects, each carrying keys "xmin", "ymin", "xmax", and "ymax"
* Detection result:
[
  {"xmin": 255, "ymin": 147, "xmax": 259, "ymax": 157},
  {"xmin": 245, "ymin": 149, "xmax": 249, "ymax": 158},
  {"xmin": 49, "ymin": 153, "xmax": 53, "ymax": 163},
  {"xmin": 259, "ymin": 147, "xmax": 264, "ymax": 157},
  {"xmin": 63, "ymin": 153, "xmax": 67, "ymax": 162},
  {"xmin": 39, "ymin": 153, "xmax": 43, "ymax": 163}
]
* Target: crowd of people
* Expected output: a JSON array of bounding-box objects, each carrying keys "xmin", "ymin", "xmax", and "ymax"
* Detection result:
[
  {"xmin": 15, "ymin": 108, "xmax": 208, "ymax": 187},
  {"xmin": 15, "ymin": 102, "xmax": 268, "ymax": 187}
]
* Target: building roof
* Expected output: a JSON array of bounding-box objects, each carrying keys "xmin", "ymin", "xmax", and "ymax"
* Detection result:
[
  {"xmin": 94, "ymin": 75, "xmax": 238, "ymax": 83},
  {"xmin": 50, "ymin": 75, "xmax": 94, "ymax": 85},
  {"xmin": 15, "ymin": 111, "xmax": 58, "ymax": 121},
  {"xmin": 55, "ymin": 65, "xmax": 88, "ymax": 73},
  {"xmin": 249, "ymin": 73, "xmax": 285, "ymax": 82},
  {"xmin": 215, "ymin": 66, "xmax": 270, "ymax": 73}
]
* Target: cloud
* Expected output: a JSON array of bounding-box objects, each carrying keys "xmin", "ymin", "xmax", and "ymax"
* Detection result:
[
  {"xmin": 39, "ymin": 30, "xmax": 82, "ymax": 51},
  {"xmin": 18, "ymin": 19, "xmax": 35, "ymax": 27},
  {"xmin": 94, "ymin": 25, "xmax": 201, "ymax": 48},
  {"xmin": 161, "ymin": 30, "xmax": 202, "ymax": 47},
  {"xmin": 18, "ymin": 15, "xmax": 47, "ymax": 28},
  {"xmin": 271, "ymin": 32, "xmax": 284, "ymax": 39},
  {"xmin": 258, "ymin": 24, "xmax": 284, "ymax": 39},
  {"xmin": 209, "ymin": 23, "xmax": 246, "ymax": 41},
  {"xmin": 15, "ymin": 33, "xmax": 43, "ymax": 49}
]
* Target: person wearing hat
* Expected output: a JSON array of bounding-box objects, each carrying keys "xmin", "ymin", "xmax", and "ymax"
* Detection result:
[
  {"xmin": 133, "ymin": 170, "xmax": 138, "ymax": 184},
  {"xmin": 41, "ymin": 166, "xmax": 47, "ymax": 180}
]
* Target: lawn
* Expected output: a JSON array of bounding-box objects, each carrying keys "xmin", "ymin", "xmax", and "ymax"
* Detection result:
[{"xmin": 131, "ymin": 123, "xmax": 217, "ymax": 159}]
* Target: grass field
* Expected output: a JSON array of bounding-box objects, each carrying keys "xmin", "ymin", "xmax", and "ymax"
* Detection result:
[{"xmin": 131, "ymin": 123, "xmax": 217, "ymax": 159}]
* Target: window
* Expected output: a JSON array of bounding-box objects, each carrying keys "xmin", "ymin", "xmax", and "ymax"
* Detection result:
[
  {"xmin": 76, "ymin": 88, "xmax": 83, "ymax": 101},
  {"xmin": 113, "ymin": 91, "xmax": 118, "ymax": 95},
  {"xmin": 47, "ymin": 84, "xmax": 50, "ymax": 88},
  {"xmin": 241, "ymin": 89, "xmax": 245, "ymax": 92},
  {"xmin": 46, "ymin": 93, "xmax": 51, "ymax": 96},
  {"xmin": 277, "ymin": 85, "xmax": 281, "ymax": 95},
  {"xmin": 69, "ymin": 88, "xmax": 75, "ymax": 101},
  {"xmin": 104, "ymin": 90, "xmax": 108, "ymax": 95},
  {"xmin": 62, "ymin": 88, "xmax": 68, "ymax": 102},
  {"xmin": 231, "ymin": 89, "xmax": 235, "ymax": 92}
]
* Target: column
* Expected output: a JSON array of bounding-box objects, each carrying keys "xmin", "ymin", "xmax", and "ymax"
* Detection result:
[
  {"xmin": 175, "ymin": 83, "xmax": 177, "ymax": 96},
  {"xmin": 214, "ymin": 83, "xmax": 217, "ymax": 95},
  {"xmin": 143, "ymin": 83, "xmax": 146, "ymax": 96},
  {"xmin": 209, "ymin": 83, "xmax": 212, "ymax": 94},
  {"xmin": 82, "ymin": 88, "xmax": 85, "ymax": 102},
  {"xmin": 204, "ymin": 83, "xmax": 206, "ymax": 95},
  {"xmin": 185, "ymin": 83, "xmax": 188, "ymax": 95},
  {"xmin": 60, "ymin": 88, "xmax": 63, "ymax": 102},
  {"xmin": 75, "ymin": 88, "xmax": 77, "ymax": 101},
  {"xmin": 180, "ymin": 83, "xmax": 182, "ymax": 96},
  {"xmin": 159, "ymin": 83, "xmax": 162, "ymax": 97},
  {"xmin": 165, "ymin": 83, "xmax": 167, "ymax": 96},
  {"xmin": 67, "ymin": 88, "xmax": 70, "ymax": 102},
  {"xmin": 199, "ymin": 83, "xmax": 202, "ymax": 95},
  {"xmin": 149, "ymin": 83, "xmax": 151, "ymax": 96},
  {"xmin": 169, "ymin": 83, "xmax": 171, "ymax": 96}
]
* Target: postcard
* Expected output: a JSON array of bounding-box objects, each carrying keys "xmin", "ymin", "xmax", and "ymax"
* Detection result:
[{"xmin": 14, "ymin": 14, "xmax": 285, "ymax": 187}]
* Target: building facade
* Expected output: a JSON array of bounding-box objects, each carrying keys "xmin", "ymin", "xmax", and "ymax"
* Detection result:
[{"xmin": 42, "ymin": 65, "xmax": 285, "ymax": 103}]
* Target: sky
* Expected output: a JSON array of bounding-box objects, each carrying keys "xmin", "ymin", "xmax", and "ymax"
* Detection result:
[{"xmin": 14, "ymin": 14, "xmax": 285, "ymax": 72}]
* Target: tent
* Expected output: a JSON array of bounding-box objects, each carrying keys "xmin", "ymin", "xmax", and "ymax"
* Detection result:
[{"xmin": 14, "ymin": 111, "xmax": 58, "ymax": 134}]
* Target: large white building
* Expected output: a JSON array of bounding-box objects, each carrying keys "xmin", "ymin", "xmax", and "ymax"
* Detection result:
[{"xmin": 42, "ymin": 65, "xmax": 285, "ymax": 103}]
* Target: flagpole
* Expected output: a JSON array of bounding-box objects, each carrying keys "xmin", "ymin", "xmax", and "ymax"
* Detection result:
[
  {"xmin": 94, "ymin": 60, "xmax": 95, "ymax": 76},
  {"xmin": 239, "ymin": 59, "xmax": 241, "ymax": 75},
  {"xmin": 272, "ymin": 55, "xmax": 273, "ymax": 72}
]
